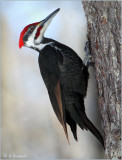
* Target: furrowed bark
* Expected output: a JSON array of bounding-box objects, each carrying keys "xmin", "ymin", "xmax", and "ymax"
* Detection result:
[{"xmin": 82, "ymin": 1, "xmax": 121, "ymax": 159}]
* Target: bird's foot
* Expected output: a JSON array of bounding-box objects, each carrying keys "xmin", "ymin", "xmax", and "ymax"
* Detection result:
[{"xmin": 83, "ymin": 41, "xmax": 94, "ymax": 67}]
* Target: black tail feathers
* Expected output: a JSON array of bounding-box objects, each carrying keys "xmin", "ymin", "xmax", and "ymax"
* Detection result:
[{"xmin": 82, "ymin": 114, "xmax": 104, "ymax": 148}]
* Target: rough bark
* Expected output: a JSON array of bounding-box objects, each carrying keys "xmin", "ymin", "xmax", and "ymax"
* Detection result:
[{"xmin": 82, "ymin": 1, "xmax": 121, "ymax": 159}]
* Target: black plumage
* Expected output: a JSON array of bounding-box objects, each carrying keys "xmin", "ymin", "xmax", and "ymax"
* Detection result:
[
  {"xmin": 19, "ymin": 8, "xmax": 104, "ymax": 148},
  {"xmin": 38, "ymin": 38, "xmax": 104, "ymax": 147}
]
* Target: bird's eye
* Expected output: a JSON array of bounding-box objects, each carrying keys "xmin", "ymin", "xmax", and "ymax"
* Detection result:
[
  {"xmin": 30, "ymin": 26, "xmax": 33, "ymax": 29},
  {"xmin": 28, "ymin": 26, "xmax": 33, "ymax": 31}
]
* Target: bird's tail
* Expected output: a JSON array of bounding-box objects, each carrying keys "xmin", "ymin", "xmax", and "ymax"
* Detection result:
[{"xmin": 82, "ymin": 114, "xmax": 104, "ymax": 148}]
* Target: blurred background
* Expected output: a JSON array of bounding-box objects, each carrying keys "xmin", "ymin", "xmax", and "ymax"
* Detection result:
[{"xmin": 1, "ymin": 1, "xmax": 104, "ymax": 159}]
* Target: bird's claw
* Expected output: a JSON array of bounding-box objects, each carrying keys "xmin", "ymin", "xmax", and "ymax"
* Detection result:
[
  {"xmin": 83, "ymin": 41, "xmax": 93, "ymax": 67},
  {"xmin": 84, "ymin": 41, "xmax": 90, "ymax": 53}
]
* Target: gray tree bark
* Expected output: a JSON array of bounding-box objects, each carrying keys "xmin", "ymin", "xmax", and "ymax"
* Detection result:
[{"xmin": 82, "ymin": 1, "xmax": 121, "ymax": 159}]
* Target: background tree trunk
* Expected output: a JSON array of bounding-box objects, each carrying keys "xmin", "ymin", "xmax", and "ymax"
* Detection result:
[{"xmin": 82, "ymin": 1, "xmax": 121, "ymax": 159}]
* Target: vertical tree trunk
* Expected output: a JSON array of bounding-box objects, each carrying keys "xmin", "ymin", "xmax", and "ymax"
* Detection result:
[{"xmin": 82, "ymin": 1, "xmax": 121, "ymax": 159}]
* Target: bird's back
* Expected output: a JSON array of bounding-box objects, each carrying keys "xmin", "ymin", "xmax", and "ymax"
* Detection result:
[{"xmin": 50, "ymin": 41, "xmax": 89, "ymax": 97}]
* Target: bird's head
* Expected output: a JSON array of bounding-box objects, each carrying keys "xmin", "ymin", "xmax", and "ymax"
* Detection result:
[{"xmin": 19, "ymin": 8, "xmax": 60, "ymax": 49}]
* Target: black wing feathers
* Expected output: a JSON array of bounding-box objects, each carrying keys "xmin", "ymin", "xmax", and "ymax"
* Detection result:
[{"xmin": 38, "ymin": 45, "xmax": 69, "ymax": 142}]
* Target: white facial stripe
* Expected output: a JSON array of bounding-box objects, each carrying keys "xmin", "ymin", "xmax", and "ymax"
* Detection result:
[
  {"xmin": 34, "ymin": 42, "xmax": 52, "ymax": 50},
  {"xmin": 25, "ymin": 41, "xmax": 53, "ymax": 51},
  {"xmin": 25, "ymin": 24, "xmax": 51, "ymax": 51},
  {"xmin": 25, "ymin": 25, "xmax": 39, "ymax": 47}
]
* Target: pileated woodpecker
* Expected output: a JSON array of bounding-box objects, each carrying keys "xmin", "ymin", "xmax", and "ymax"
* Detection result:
[{"xmin": 19, "ymin": 8, "xmax": 104, "ymax": 147}]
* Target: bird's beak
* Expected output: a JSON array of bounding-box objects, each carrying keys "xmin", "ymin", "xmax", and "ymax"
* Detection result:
[
  {"xmin": 37, "ymin": 8, "xmax": 60, "ymax": 28},
  {"xmin": 34, "ymin": 8, "xmax": 60, "ymax": 44},
  {"xmin": 42, "ymin": 8, "xmax": 60, "ymax": 26}
]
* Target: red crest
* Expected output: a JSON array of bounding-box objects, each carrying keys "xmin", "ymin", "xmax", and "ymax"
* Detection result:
[{"xmin": 19, "ymin": 22, "xmax": 40, "ymax": 49}]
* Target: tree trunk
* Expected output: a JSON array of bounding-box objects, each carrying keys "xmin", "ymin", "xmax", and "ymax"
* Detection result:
[{"xmin": 82, "ymin": 1, "xmax": 121, "ymax": 159}]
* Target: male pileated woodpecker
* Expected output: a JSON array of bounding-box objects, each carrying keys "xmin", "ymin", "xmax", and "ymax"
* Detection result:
[{"xmin": 19, "ymin": 8, "xmax": 104, "ymax": 147}]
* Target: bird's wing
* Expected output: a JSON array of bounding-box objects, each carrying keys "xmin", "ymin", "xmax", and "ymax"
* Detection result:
[
  {"xmin": 47, "ymin": 81, "xmax": 69, "ymax": 143},
  {"xmin": 38, "ymin": 45, "xmax": 69, "ymax": 142},
  {"xmin": 54, "ymin": 81, "xmax": 69, "ymax": 142}
]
